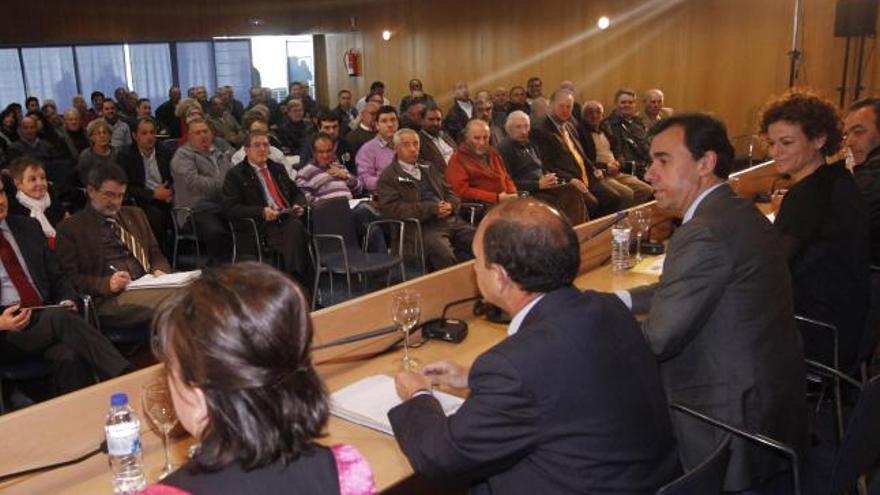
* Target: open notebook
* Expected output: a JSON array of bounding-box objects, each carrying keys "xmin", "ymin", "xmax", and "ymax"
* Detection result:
[
  {"xmin": 126, "ymin": 270, "xmax": 201, "ymax": 290},
  {"xmin": 330, "ymin": 374, "xmax": 464, "ymax": 436}
]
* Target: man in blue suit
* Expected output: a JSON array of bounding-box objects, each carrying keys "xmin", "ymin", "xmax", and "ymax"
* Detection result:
[{"xmin": 389, "ymin": 198, "xmax": 681, "ymax": 494}]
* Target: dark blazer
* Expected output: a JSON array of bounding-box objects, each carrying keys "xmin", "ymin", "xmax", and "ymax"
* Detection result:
[
  {"xmin": 2, "ymin": 215, "xmax": 76, "ymax": 305},
  {"xmin": 419, "ymin": 129, "xmax": 456, "ymax": 174},
  {"xmin": 855, "ymin": 145, "xmax": 880, "ymax": 265},
  {"xmin": 530, "ymin": 116, "xmax": 596, "ymax": 183},
  {"xmin": 631, "ymin": 184, "xmax": 807, "ymax": 491},
  {"xmin": 443, "ymin": 101, "xmax": 473, "ymax": 143},
  {"xmin": 497, "ymin": 137, "xmax": 545, "ymax": 192},
  {"xmin": 376, "ymin": 159, "xmax": 460, "ymax": 223},
  {"xmin": 117, "ymin": 143, "xmax": 173, "ymax": 207},
  {"xmin": 389, "ymin": 287, "xmax": 681, "ymax": 494},
  {"xmin": 221, "ymin": 159, "xmax": 306, "ymax": 226},
  {"xmin": 55, "ymin": 205, "xmax": 171, "ymax": 298}
]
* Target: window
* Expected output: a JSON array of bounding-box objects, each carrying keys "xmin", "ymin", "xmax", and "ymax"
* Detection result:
[
  {"xmin": 176, "ymin": 42, "xmax": 216, "ymax": 94},
  {"xmin": 0, "ymin": 50, "xmax": 26, "ymax": 108},
  {"xmin": 129, "ymin": 43, "xmax": 173, "ymax": 105},
  {"xmin": 21, "ymin": 47, "xmax": 77, "ymax": 111},
  {"xmin": 75, "ymin": 45, "xmax": 128, "ymax": 101},
  {"xmin": 214, "ymin": 40, "xmax": 252, "ymax": 98}
]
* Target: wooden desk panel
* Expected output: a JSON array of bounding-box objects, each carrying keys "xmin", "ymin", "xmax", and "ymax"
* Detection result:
[{"xmin": 0, "ymin": 161, "xmax": 778, "ymax": 493}]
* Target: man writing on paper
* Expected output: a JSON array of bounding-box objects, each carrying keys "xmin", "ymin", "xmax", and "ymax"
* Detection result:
[
  {"xmin": 389, "ymin": 198, "xmax": 680, "ymax": 494},
  {"xmin": 618, "ymin": 114, "xmax": 807, "ymax": 493},
  {"xmin": 56, "ymin": 164, "xmax": 173, "ymax": 327}
]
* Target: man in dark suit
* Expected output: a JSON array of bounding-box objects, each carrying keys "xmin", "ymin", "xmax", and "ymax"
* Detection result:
[
  {"xmin": 390, "ymin": 198, "xmax": 681, "ymax": 494},
  {"xmin": 0, "ymin": 178, "xmax": 129, "ymax": 395},
  {"xmin": 620, "ymin": 114, "xmax": 807, "ymax": 492},
  {"xmin": 443, "ymin": 81, "xmax": 474, "ymax": 143},
  {"xmin": 530, "ymin": 90, "xmax": 629, "ymax": 217},
  {"xmin": 56, "ymin": 164, "xmax": 173, "ymax": 327},
  {"xmin": 418, "ymin": 106, "xmax": 456, "ymax": 174},
  {"xmin": 117, "ymin": 118, "xmax": 173, "ymax": 250},
  {"xmin": 222, "ymin": 131, "xmax": 311, "ymax": 286}
]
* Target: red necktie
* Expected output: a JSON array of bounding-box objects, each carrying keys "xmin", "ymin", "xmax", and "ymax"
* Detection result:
[
  {"xmin": 0, "ymin": 233, "xmax": 42, "ymax": 307},
  {"xmin": 260, "ymin": 167, "xmax": 288, "ymax": 209}
]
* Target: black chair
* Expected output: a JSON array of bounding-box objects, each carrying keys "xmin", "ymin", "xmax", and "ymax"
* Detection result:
[
  {"xmin": 657, "ymin": 433, "xmax": 732, "ymax": 495},
  {"xmin": 796, "ymin": 314, "xmax": 846, "ymax": 443},
  {"xmin": 669, "ymin": 403, "xmax": 801, "ymax": 495},
  {"xmin": 310, "ymin": 197, "xmax": 405, "ymax": 309},
  {"xmin": 170, "ymin": 206, "xmax": 201, "ymax": 270},
  {"xmin": 228, "ymin": 217, "xmax": 281, "ymax": 267},
  {"xmin": 460, "ymin": 202, "xmax": 485, "ymax": 225},
  {"xmin": 82, "ymin": 295, "xmax": 149, "ymax": 356},
  {"xmin": 0, "ymin": 360, "xmax": 54, "ymax": 414},
  {"xmin": 403, "ymin": 218, "xmax": 427, "ymax": 275}
]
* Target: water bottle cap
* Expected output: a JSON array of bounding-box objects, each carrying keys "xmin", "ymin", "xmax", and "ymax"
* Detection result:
[{"xmin": 110, "ymin": 393, "xmax": 129, "ymax": 406}]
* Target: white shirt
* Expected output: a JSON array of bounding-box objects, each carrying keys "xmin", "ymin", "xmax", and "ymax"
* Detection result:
[
  {"xmin": 140, "ymin": 147, "xmax": 163, "ymax": 190},
  {"xmin": 0, "ymin": 221, "xmax": 38, "ymax": 307},
  {"xmin": 249, "ymin": 161, "xmax": 286, "ymax": 210},
  {"xmin": 456, "ymin": 100, "xmax": 473, "ymax": 119},
  {"xmin": 430, "ymin": 134, "xmax": 455, "ymax": 164},
  {"xmin": 507, "ymin": 294, "xmax": 545, "ymax": 336}
]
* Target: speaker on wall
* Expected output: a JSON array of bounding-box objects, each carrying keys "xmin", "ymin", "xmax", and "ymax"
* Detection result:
[{"xmin": 835, "ymin": 0, "xmax": 879, "ymax": 37}]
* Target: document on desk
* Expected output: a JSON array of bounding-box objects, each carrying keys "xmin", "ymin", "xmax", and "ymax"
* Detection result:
[
  {"xmin": 330, "ymin": 374, "xmax": 464, "ymax": 435},
  {"xmin": 630, "ymin": 255, "xmax": 665, "ymax": 276},
  {"xmin": 126, "ymin": 270, "xmax": 201, "ymax": 290}
]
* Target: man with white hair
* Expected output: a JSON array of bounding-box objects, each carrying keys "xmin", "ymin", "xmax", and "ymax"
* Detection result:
[
  {"xmin": 57, "ymin": 108, "xmax": 90, "ymax": 161},
  {"xmin": 640, "ymin": 88, "xmax": 673, "ymax": 131},
  {"xmin": 376, "ymin": 128, "xmax": 475, "ymax": 271},
  {"xmin": 498, "ymin": 111, "xmax": 587, "ymax": 224}
]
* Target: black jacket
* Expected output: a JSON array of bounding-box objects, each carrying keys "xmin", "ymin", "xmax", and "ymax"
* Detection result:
[
  {"xmin": 221, "ymin": 159, "xmax": 306, "ymax": 229},
  {"xmin": 117, "ymin": 143, "xmax": 173, "ymax": 207}
]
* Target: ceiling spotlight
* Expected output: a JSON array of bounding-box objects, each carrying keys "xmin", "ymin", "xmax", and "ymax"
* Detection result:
[
  {"xmin": 382, "ymin": 30, "xmax": 392, "ymax": 41},
  {"xmin": 597, "ymin": 16, "xmax": 610, "ymax": 30}
]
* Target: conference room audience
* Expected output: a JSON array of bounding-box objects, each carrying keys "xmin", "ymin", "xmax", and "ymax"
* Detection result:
[
  {"xmin": 1, "ymin": 107, "xmax": 19, "ymax": 146},
  {"xmin": 102, "ymin": 100, "xmax": 132, "ymax": 149},
  {"xmin": 57, "ymin": 108, "xmax": 90, "ymax": 162},
  {"xmin": 206, "ymin": 96, "xmax": 245, "ymax": 148},
  {"xmin": 117, "ymin": 118, "xmax": 174, "ymax": 248},
  {"xmin": 76, "ymin": 118, "xmax": 120, "ymax": 188},
  {"xmin": 602, "ymin": 88, "xmax": 652, "ymax": 179},
  {"xmin": 222, "ymin": 131, "xmax": 312, "ymax": 287},
  {"xmin": 498, "ymin": 111, "xmax": 587, "ymax": 224},
  {"xmin": 231, "ymin": 117, "xmax": 290, "ymax": 178},
  {"xmin": 7, "ymin": 116, "xmax": 58, "ymax": 165},
  {"xmin": 170, "ymin": 119, "xmax": 234, "ymax": 266},
  {"xmin": 507, "ymin": 86, "xmax": 530, "ymax": 114},
  {"xmin": 525, "ymin": 76, "xmax": 543, "ymax": 104},
  {"xmin": 399, "ymin": 78, "xmax": 435, "ymax": 112},
  {"xmin": 6, "ymin": 157, "xmax": 65, "ymax": 249},
  {"xmin": 446, "ymin": 119, "xmax": 518, "ymax": 207},
  {"xmin": 355, "ymin": 81, "xmax": 391, "ymax": 112},
  {"xmin": 762, "ymin": 90, "xmax": 870, "ymax": 370},
  {"xmin": 56, "ymin": 164, "xmax": 173, "ymax": 327},
  {"xmin": 300, "ymin": 113, "xmax": 357, "ymax": 176},
  {"xmin": 331, "ymin": 89, "xmax": 358, "ymax": 133},
  {"xmin": 356, "ymin": 105, "xmax": 399, "ymax": 193},
  {"xmin": 846, "ymin": 97, "xmax": 880, "ymax": 265},
  {"xmin": 443, "ymin": 82, "xmax": 474, "ymax": 143},
  {"xmin": 0, "ymin": 176, "xmax": 129, "ymax": 397},
  {"xmin": 155, "ymin": 86, "xmax": 182, "ymax": 139},
  {"xmin": 399, "ymin": 99, "xmax": 427, "ymax": 131},
  {"xmin": 472, "ymin": 98, "xmax": 505, "ymax": 147},
  {"xmin": 390, "ymin": 198, "xmax": 681, "ymax": 494},
  {"xmin": 142, "ymin": 262, "xmax": 375, "ymax": 494},
  {"xmin": 621, "ymin": 113, "xmax": 807, "ymax": 492},
  {"xmin": 345, "ymin": 101, "xmax": 379, "ymax": 155},
  {"xmin": 277, "ymin": 99, "xmax": 313, "ymax": 157},
  {"xmin": 377, "ymin": 129, "xmax": 475, "ymax": 271}
]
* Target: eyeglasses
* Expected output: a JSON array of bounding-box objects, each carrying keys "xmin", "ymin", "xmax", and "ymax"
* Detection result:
[{"xmin": 98, "ymin": 190, "xmax": 125, "ymax": 201}]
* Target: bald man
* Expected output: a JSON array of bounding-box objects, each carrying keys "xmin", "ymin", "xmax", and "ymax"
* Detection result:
[{"xmin": 390, "ymin": 198, "xmax": 680, "ymax": 494}]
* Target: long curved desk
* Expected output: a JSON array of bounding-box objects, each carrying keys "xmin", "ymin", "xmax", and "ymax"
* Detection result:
[{"xmin": 0, "ymin": 161, "xmax": 780, "ymax": 494}]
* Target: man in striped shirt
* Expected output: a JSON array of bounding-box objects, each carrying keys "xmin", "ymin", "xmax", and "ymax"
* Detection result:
[{"xmin": 296, "ymin": 133, "xmax": 385, "ymax": 252}]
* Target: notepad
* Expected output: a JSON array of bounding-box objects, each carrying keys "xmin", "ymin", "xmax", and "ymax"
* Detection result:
[
  {"xmin": 330, "ymin": 374, "xmax": 464, "ymax": 436},
  {"xmin": 126, "ymin": 270, "xmax": 201, "ymax": 290}
]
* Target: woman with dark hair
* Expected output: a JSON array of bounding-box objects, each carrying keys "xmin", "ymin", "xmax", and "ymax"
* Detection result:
[
  {"xmin": 760, "ymin": 89, "xmax": 870, "ymax": 369},
  {"xmin": 140, "ymin": 262, "xmax": 375, "ymax": 495},
  {"xmin": 6, "ymin": 157, "xmax": 66, "ymax": 248},
  {"xmin": 0, "ymin": 106, "xmax": 19, "ymax": 146}
]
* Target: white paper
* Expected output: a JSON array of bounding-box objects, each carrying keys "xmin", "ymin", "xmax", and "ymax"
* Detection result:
[
  {"xmin": 330, "ymin": 374, "xmax": 464, "ymax": 436},
  {"xmin": 126, "ymin": 270, "xmax": 201, "ymax": 290}
]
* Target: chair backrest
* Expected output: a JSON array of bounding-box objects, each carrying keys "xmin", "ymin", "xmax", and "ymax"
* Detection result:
[
  {"xmin": 657, "ymin": 433, "xmax": 732, "ymax": 495},
  {"xmin": 830, "ymin": 375, "xmax": 880, "ymax": 493},
  {"xmin": 310, "ymin": 197, "xmax": 359, "ymax": 251}
]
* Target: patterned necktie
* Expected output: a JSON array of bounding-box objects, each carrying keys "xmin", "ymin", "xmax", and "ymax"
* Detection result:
[
  {"xmin": 107, "ymin": 217, "xmax": 150, "ymax": 272},
  {"xmin": 260, "ymin": 166, "xmax": 288, "ymax": 209},
  {"xmin": 561, "ymin": 124, "xmax": 589, "ymax": 186},
  {"xmin": 0, "ymin": 233, "xmax": 42, "ymax": 307}
]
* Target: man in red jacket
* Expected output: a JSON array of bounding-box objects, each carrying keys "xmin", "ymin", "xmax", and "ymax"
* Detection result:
[{"xmin": 445, "ymin": 120, "xmax": 518, "ymax": 208}]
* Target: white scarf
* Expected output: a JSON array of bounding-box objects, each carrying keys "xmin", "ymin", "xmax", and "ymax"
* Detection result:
[{"xmin": 15, "ymin": 190, "xmax": 55, "ymax": 238}]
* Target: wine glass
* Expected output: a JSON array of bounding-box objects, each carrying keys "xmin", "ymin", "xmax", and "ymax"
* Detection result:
[
  {"xmin": 142, "ymin": 377, "xmax": 179, "ymax": 481},
  {"xmin": 631, "ymin": 208, "xmax": 652, "ymax": 262},
  {"xmin": 391, "ymin": 290, "xmax": 421, "ymax": 372}
]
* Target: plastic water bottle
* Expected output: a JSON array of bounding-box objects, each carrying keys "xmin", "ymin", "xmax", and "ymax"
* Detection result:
[
  {"xmin": 611, "ymin": 217, "xmax": 632, "ymax": 272},
  {"xmin": 105, "ymin": 393, "xmax": 146, "ymax": 494}
]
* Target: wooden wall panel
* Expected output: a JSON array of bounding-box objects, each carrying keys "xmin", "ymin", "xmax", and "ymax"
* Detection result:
[{"xmin": 1, "ymin": 0, "xmax": 878, "ymax": 145}]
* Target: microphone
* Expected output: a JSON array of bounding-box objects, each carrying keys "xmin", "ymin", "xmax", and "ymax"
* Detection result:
[
  {"xmin": 581, "ymin": 210, "xmax": 628, "ymax": 244},
  {"xmin": 420, "ymin": 295, "xmax": 482, "ymax": 343},
  {"xmin": 312, "ymin": 324, "xmax": 400, "ymax": 350},
  {"xmin": 642, "ymin": 217, "xmax": 678, "ymax": 255}
]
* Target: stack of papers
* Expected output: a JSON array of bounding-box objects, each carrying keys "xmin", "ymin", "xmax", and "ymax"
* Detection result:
[
  {"xmin": 630, "ymin": 255, "xmax": 665, "ymax": 276},
  {"xmin": 330, "ymin": 374, "xmax": 464, "ymax": 435},
  {"xmin": 126, "ymin": 270, "xmax": 201, "ymax": 290}
]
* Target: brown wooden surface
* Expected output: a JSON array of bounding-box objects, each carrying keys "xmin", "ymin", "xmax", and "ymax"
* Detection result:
[{"xmin": 0, "ymin": 161, "xmax": 779, "ymax": 494}]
